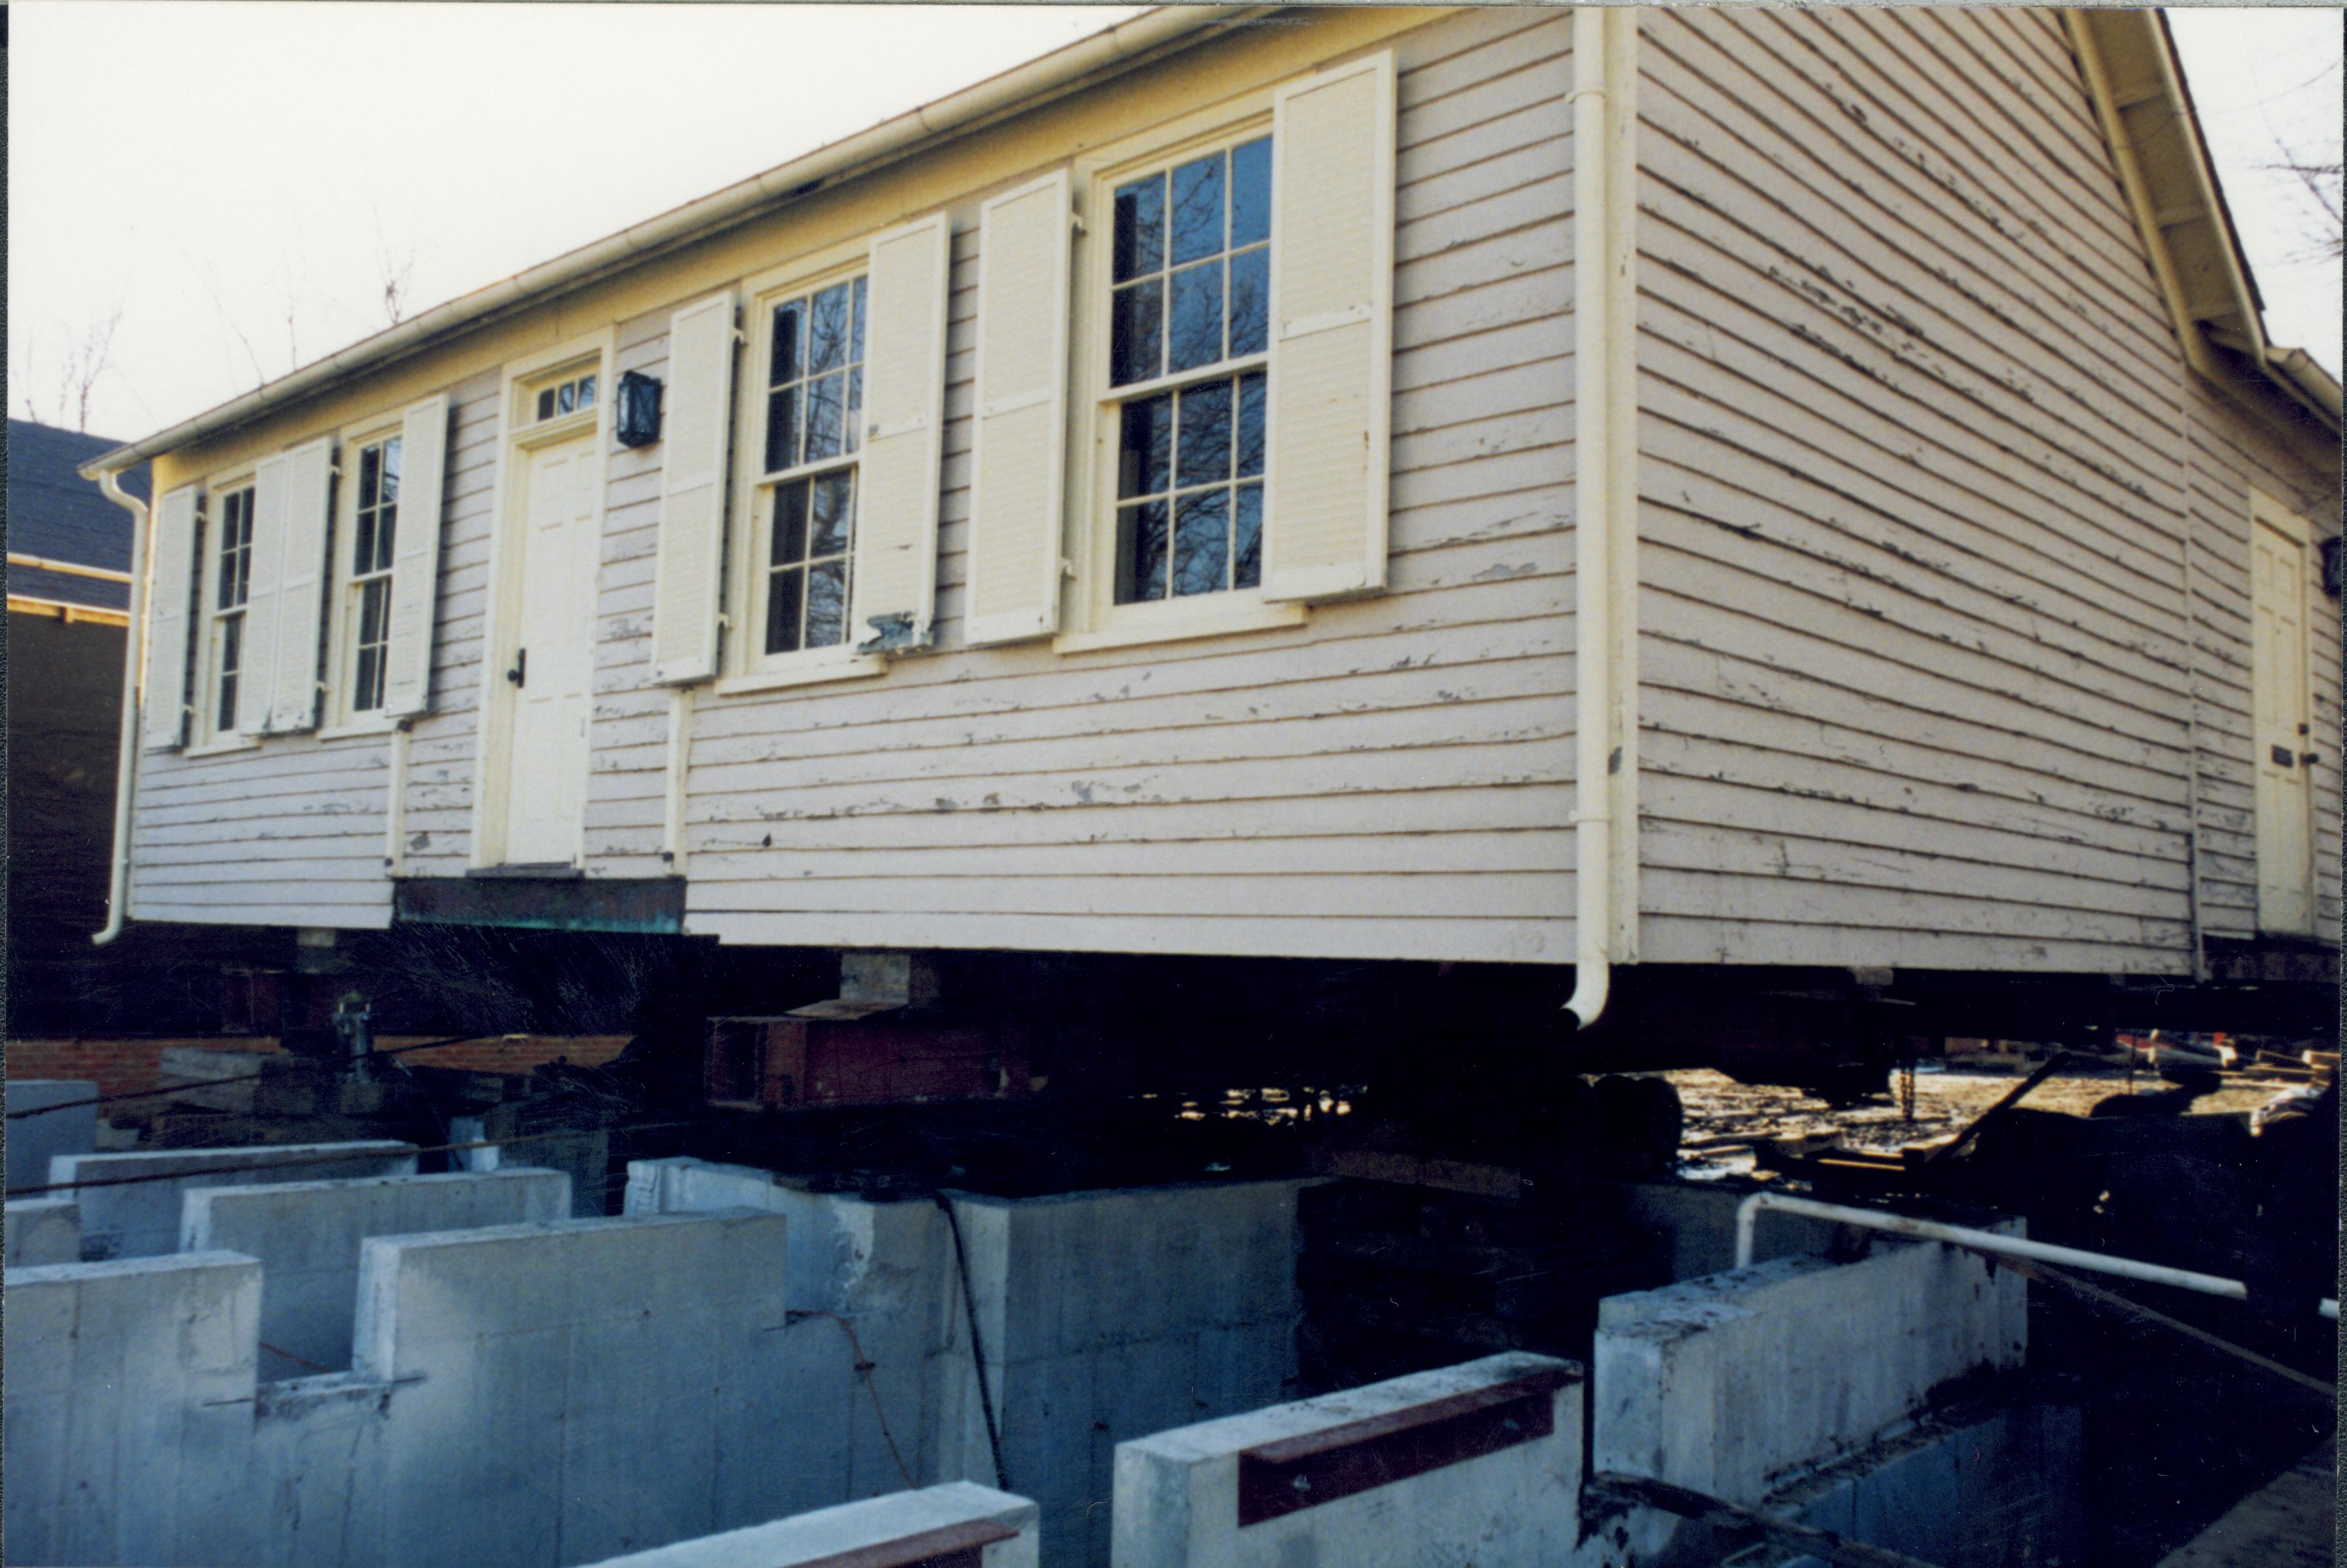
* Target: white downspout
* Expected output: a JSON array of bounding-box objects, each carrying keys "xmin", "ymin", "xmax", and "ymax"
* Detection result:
[
  {"xmin": 1566, "ymin": 7, "xmax": 1620, "ymax": 1028},
  {"xmin": 91, "ymin": 468, "xmax": 149, "ymax": 945}
]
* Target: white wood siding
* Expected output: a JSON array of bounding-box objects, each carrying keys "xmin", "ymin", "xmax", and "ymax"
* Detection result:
[
  {"xmin": 396, "ymin": 367, "xmax": 505, "ymax": 877},
  {"xmin": 128, "ymin": 737, "xmax": 394, "ymax": 928},
  {"xmin": 1632, "ymin": 7, "xmax": 2202, "ymax": 973},
  {"xmin": 669, "ymin": 7, "xmax": 1575, "ymax": 959},
  {"xmin": 2182, "ymin": 382, "xmax": 2341, "ymax": 940}
]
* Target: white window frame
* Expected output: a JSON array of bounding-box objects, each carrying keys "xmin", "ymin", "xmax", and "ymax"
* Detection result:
[
  {"xmin": 1058, "ymin": 101, "xmax": 1307, "ymax": 656},
  {"xmin": 718, "ymin": 237, "xmax": 887, "ymax": 695},
  {"xmin": 189, "ymin": 474, "xmax": 261, "ymax": 754},
  {"xmin": 319, "ymin": 417, "xmax": 405, "ymax": 736}
]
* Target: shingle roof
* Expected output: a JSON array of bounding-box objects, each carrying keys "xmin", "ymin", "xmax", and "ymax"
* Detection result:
[{"xmin": 8, "ymin": 420, "xmax": 147, "ymax": 610}]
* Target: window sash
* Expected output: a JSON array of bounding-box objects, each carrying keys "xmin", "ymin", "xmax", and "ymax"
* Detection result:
[{"xmin": 745, "ymin": 271, "xmax": 869, "ymax": 670}]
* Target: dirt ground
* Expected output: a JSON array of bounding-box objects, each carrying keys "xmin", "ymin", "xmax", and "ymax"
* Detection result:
[{"xmin": 1664, "ymin": 1061, "xmax": 2312, "ymax": 1178}]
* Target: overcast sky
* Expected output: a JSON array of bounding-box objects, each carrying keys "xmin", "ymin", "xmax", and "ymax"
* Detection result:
[{"xmin": 11, "ymin": 3, "xmax": 2341, "ymax": 446}]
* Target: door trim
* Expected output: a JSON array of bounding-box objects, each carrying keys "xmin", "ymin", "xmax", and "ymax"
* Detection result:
[{"xmin": 469, "ymin": 327, "xmax": 615, "ymax": 869}]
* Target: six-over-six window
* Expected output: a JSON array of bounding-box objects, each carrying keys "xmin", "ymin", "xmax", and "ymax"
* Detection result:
[
  {"xmin": 343, "ymin": 435, "xmax": 401, "ymax": 716},
  {"xmin": 755, "ymin": 274, "xmax": 867, "ymax": 658},
  {"xmin": 205, "ymin": 484, "xmax": 254, "ymax": 737},
  {"xmin": 1109, "ymin": 134, "xmax": 1271, "ymax": 604}
]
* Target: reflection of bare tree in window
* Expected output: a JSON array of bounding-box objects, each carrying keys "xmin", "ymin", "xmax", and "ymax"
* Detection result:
[{"xmin": 1108, "ymin": 135, "xmax": 1272, "ymax": 604}]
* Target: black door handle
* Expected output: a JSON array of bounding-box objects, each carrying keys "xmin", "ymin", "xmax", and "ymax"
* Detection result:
[{"xmin": 507, "ymin": 648, "xmax": 527, "ymax": 687}]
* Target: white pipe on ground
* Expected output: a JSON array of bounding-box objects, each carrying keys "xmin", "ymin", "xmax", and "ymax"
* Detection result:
[
  {"xmin": 1564, "ymin": 6, "xmax": 1616, "ymax": 1030},
  {"xmin": 90, "ymin": 469, "xmax": 151, "ymax": 946},
  {"xmin": 1734, "ymin": 1191, "xmax": 2340, "ymax": 1320}
]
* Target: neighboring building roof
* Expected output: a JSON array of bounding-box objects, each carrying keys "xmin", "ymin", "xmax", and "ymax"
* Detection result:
[
  {"xmin": 9, "ymin": 420, "xmax": 145, "ymax": 612},
  {"xmin": 78, "ymin": 4, "xmax": 2339, "ymax": 483}
]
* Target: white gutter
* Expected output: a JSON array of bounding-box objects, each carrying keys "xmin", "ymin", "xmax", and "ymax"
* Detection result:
[
  {"xmin": 90, "ymin": 471, "xmax": 150, "ymax": 946},
  {"xmin": 1734, "ymin": 1191, "xmax": 2339, "ymax": 1320},
  {"xmin": 1566, "ymin": 7, "xmax": 1630, "ymax": 1030},
  {"xmin": 77, "ymin": 5, "xmax": 1262, "ymax": 484}
]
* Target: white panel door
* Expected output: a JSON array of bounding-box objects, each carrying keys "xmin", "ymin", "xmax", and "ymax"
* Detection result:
[
  {"xmin": 501, "ymin": 432, "xmax": 601, "ymax": 865},
  {"xmin": 2251, "ymin": 513, "xmax": 2315, "ymax": 935}
]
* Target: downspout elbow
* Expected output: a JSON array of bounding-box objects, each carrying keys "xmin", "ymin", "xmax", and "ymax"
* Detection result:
[{"xmin": 91, "ymin": 467, "xmax": 149, "ymax": 946}]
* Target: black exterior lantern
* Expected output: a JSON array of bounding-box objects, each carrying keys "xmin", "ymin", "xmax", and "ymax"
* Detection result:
[
  {"xmin": 615, "ymin": 370, "xmax": 663, "ymax": 448},
  {"xmin": 2323, "ymin": 535, "xmax": 2341, "ymax": 599}
]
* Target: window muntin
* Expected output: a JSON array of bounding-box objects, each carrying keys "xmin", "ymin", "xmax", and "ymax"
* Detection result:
[
  {"xmin": 753, "ymin": 275, "xmax": 866, "ymax": 662},
  {"xmin": 1105, "ymin": 134, "xmax": 1270, "ymax": 607},
  {"xmin": 1110, "ymin": 137, "xmax": 1270, "ymax": 388},
  {"xmin": 208, "ymin": 484, "xmax": 254, "ymax": 735},
  {"xmin": 1115, "ymin": 370, "xmax": 1265, "ymax": 601},
  {"xmin": 532, "ymin": 373, "xmax": 597, "ymax": 424},
  {"xmin": 345, "ymin": 435, "xmax": 400, "ymax": 714}
]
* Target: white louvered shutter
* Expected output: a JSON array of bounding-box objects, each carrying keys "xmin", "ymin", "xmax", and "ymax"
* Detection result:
[
  {"xmin": 237, "ymin": 452, "xmax": 290, "ymax": 738},
  {"xmin": 651, "ymin": 291, "xmax": 737, "ymax": 685},
  {"xmin": 381, "ymin": 394, "xmax": 451, "ymax": 718},
  {"xmin": 1263, "ymin": 51, "xmax": 1397, "ymax": 605},
  {"xmin": 142, "ymin": 484, "xmax": 202, "ymax": 750},
  {"xmin": 965, "ymin": 172, "xmax": 1073, "ymax": 646},
  {"xmin": 852, "ymin": 213, "xmax": 952, "ymax": 652},
  {"xmin": 266, "ymin": 437, "xmax": 337, "ymax": 733}
]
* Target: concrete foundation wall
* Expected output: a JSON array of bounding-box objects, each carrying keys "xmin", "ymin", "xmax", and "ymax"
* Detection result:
[
  {"xmin": 51, "ymin": 1141, "xmax": 418, "ymax": 1260},
  {"xmin": 573, "ymin": 1483, "xmax": 1040, "ymax": 1568},
  {"xmin": 3, "ymin": 1251, "xmax": 262, "ymax": 1568},
  {"xmin": 626, "ymin": 1158, "xmax": 955, "ymax": 1513},
  {"xmin": 942, "ymin": 1180, "xmax": 1309, "ymax": 1568},
  {"xmin": 1619, "ymin": 1180, "xmax": 1860, "ymax": 1281},
  {"xmin": 1592, "ymin": 1236, "xmax": 2028, "ymax": 1508},
  {"xmin": 1780, "ymin": 1400, "xmax": 2085, "ymax": 1568},
  {"xmin": 251, "ymin": 1373, "xmax": 396, "ymax": 1568},
  {"xmin": 7, "ymin": 1078, "xmax": 99, "ymax": 1192},
  {"xmin": 6, "ymin": 1196, "xmax": 81, "ymax": 1265},
  {"xmin": 354, "ymin": 1210, "xmax": 798, "ymax": 1568},
  {"xmin": 1111, "ymin": 1352, "xmax": 1583, "ymax": 1568},
  {"xmin": 182, "ymin": 1168, "xmax": 572, "ymax": 1379}
]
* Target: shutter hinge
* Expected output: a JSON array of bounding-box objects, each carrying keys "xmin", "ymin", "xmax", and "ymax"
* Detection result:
[
  {"xmin": 1071, "ymin": 212, "xmax": 1088, "ymax": 235},
  {"xmin": 1060, "ymin": 557, "xmax": 1077, "ymax": 579}
]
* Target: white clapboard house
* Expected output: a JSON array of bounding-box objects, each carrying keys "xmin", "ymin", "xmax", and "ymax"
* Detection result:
[{"xmin": 81, "ymin": 7, "xmax": 2340, "ymax": 1042}]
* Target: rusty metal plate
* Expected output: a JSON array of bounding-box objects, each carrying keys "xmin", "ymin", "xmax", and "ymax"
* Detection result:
[
  {"xmin": 393, "ymin": 875, "xmax": 684, "ymax": 933},
  {"xmin": 793, "ymin": 1517, "xmax": 1018, "ymax": 1568},
  {"xmin": 1236, "ymin": 1368, "xmax": 1572, "ymax": 1527}
]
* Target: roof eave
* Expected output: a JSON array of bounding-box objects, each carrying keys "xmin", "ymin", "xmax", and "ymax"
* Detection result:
[
  {"xmin": 2065, "ymin": 8, "xmax": 2340, "ymax": 435},
  {"xmin": 80, "ymin": 4, "xmax": 1278, "ymax": 481}
]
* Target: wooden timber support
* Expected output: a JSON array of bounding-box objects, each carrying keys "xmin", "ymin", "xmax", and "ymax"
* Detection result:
[{"xmin": 1585, "ymin": 1472, "xmax": 1946, "ymax": 1568}]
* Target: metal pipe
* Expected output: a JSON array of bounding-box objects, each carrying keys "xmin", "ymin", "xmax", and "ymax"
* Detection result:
[
  {"xmin": 1564, "ymin": 7, "xmax": 1616, "ymax": 1030},
  {"xmin": 90, "ymin": 469, "xmax": 151, "ymax": 946},
  {"xmin": 1734, "ymin": 1191, "xmax": 2340, "ymax": 1320}
]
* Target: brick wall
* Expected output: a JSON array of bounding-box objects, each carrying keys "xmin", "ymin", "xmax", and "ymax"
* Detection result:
[{"xmin": 5, "ymin": 1034, "xmax": 630, "ymax": 1102}]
